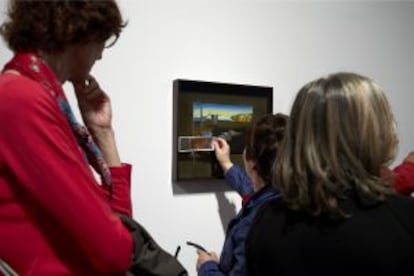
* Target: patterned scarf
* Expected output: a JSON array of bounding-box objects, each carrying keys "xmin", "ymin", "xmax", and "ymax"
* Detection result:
[{"xmin": 3, "ymin": 52, "xmax": 112, "ymax": 187}]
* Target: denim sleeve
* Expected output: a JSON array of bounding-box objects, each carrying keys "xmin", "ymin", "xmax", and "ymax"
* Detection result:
[
  {"xmin": 197, "ymin": 232, "xmax": 248, "ymax": 276},
  {"xmin": 198, "ymin": 261, "xmax": 226, "ymax": 276},
  {"xmin": 226, "ymin": 217, "xmax": 252, "ymax": 276},
  {"xmin": 224, "ymin": 165, "xmax": 254, "ymax": 197}
]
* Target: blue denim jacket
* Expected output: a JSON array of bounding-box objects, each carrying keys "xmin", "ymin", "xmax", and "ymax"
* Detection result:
[{"xmin": 198, "ymin": 165, "xmax": 279, "ymax": 276}]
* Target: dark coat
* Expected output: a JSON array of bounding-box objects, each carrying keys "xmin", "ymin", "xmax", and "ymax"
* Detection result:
[
  {"xmin": 246, "ymin": 194, "xmax": 414, "ymax": 276},
  {"xmin": 198, "ymin": 165, "xmax": 279, "ymax": 276}
]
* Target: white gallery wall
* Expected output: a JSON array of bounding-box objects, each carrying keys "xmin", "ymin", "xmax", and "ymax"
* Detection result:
[{"xmin": 1, "ymin": 0, "xmax": 414, "ymax": 274}]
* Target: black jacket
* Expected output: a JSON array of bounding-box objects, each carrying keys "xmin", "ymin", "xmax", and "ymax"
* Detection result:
[{"xmin": 246, "ymin": 195, "xmax": 414, "ymax": 276}]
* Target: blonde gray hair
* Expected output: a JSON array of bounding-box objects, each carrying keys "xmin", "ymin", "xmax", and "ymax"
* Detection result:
[{"xmin": 275, "ymin": 72, "xmax": 397, "ymax": 217}]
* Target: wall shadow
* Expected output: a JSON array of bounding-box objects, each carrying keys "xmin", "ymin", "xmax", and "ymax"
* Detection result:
[
  {"xmin": 215, "ymin": 192, "xmax": 237, "ymax": 234},
  {"xmin": 172, "ymin": 179, "xmax": 232, "ymax": 194},
  {"xmin": 172, "ymin": 179, "xmax": 237, "ymax": 234}
]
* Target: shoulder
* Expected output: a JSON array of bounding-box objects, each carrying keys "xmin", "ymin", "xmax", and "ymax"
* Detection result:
[
  {"xmin": 0, "ymin": 74, "xmax": 51, "ymax": 102},
  {"xmin": 256, "ymin": 196, "xmax": 285, "ymax": 215},
  {"xmin": 250, "ymin": 197, "xmax": 286, "ymax": 232},
  {"xmin": 349, "ymin": 195, "xmax": 414, "ymax": 236},
  {"xmin": 0, "ymin": 74, "xmax": 59, "ymax": 122},
  {"xmin": 387, "ymin": 194, "xmax": 414, "ymax": 214}
]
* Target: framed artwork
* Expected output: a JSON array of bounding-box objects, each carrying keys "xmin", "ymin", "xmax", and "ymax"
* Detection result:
[{"xmin": 172, "ymin": 79, "xmax": 273, "ymax": 185}]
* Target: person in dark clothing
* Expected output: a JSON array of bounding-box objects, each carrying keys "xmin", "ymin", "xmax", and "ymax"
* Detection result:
[
  {"xmin": 246, "ymin": 72, "xmax": 414, "ymax": 276},
  {"xmin": 196, "ymin": 113, "xmax": 288, "ymax": 276}
]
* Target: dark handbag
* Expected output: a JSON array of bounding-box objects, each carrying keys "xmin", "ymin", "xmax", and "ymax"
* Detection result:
[{"xmin": 119, "ymin": 215, "xmax": 188, "ymax": 276}]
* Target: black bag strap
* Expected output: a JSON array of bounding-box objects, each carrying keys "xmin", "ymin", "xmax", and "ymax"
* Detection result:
[{"xmin": 119, "ymin": 215, "xmax": 188, "ymax": 276}]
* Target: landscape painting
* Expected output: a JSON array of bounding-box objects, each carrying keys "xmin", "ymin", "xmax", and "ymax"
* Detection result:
[
  {"xmin": 192, "ymin": 102, "xmax": 253, "ymax": 153},
  {"xmin": 173, "ymin": 79, "xmax": 273, "ymax": 182}
]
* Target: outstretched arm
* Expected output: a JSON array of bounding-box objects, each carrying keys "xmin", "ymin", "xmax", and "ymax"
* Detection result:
[{"xmin": 213, "ymin": 138, "xmax": 254, "ymax": 196}]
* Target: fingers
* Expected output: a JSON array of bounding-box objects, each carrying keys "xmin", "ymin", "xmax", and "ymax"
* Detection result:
[
  {"xmin": 196, "ymin": 250, "xmax": 209, "ymax": 270},
  {"xmin": 196, "ymin": 250, "xmax": 218, "ymax": 261},
  {"xmin": 73, "ymin": 76, "xmax": 107, "ymax": 103},
  {"xmin": 213, "ymin": 137, "xmax": 229, "ymax": 150},
  {"xmin": 196, "ymin": 249, "xmax": 205, "ymax": 255},
  {"xmin": 73, "ymin": 77, "xmax": 89, "ymax": 92},
  {"xmin": 212, "ymin": 139, "xmax": 219, "ymax": 150},
  {"xmin": 73, "ymin": 75, "xmax": 97, "ymax": 93},
  {"xmin": 195, "ymin": 250, "xmax": 220, "ymax": 270},
  {"xmin": 215, "ymin": 137, "xmax": 226, "ymax": 147},
  {"xmin": 196, "ymin": 249, "xmax": 217, "ymax": 257},
  {"xmin": 196, "ymin": 249, "xmax": 212, "ymax": 257}
]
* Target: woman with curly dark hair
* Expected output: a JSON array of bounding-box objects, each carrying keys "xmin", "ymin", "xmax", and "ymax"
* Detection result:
[{"xmin": 0, "ymin": 1, "xmax": 187, "ymax": 275}]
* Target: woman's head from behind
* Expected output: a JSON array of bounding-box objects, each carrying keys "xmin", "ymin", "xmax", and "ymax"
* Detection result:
[
  {"xmin": 276, "ymin": 72, "xmax": 397, "ymax": 216},
  {"xmin": 244, "ymin": 113, "xmax": 288, "ymax": 191}
]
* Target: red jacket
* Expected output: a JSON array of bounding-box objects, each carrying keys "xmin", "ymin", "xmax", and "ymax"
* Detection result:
[
  {"xmin": 0, "ymin": 74, "xmax": 133, "ymax": 275},
  {"xmin": 393, "ymin": 161, "xmax": 414, "ymax": 195}
]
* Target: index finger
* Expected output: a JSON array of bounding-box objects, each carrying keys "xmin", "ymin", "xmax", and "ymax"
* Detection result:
[
  {"xmin": 196, "ymin": 249, "xmax": 210, "ymax": 256},
  {"xmin": 72, "ymin": 75, "xmax": 97, "ymax": 92},
  {"xmin": 215, "ymin": 137, "xmax": 227, "ymax": 148}
]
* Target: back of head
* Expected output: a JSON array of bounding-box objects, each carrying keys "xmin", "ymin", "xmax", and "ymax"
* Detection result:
[
  {"xmin": 0, "ymin": 0, "xmax": 125, "ymax": 52},
  {"xmin": 245, "ymin": 113, "xmax": 288, "ymax": 185},
  {"xmin": 275, "ymin": 72, "xmax": 397, "ymax": 217}
]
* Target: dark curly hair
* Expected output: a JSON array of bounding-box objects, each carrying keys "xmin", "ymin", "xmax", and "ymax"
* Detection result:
[
  {"xmin": 244, "ymin": 113, "xmax": 288, "ymax": 185},
  {"xmin": 0, "ymin": 0, "xmax": 126, "ymax": 52}
]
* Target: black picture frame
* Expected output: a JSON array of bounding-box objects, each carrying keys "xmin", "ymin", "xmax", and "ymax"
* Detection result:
[{"xmin": 172, "ymin": 79, "xmax": 273, "ymax": 193}]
